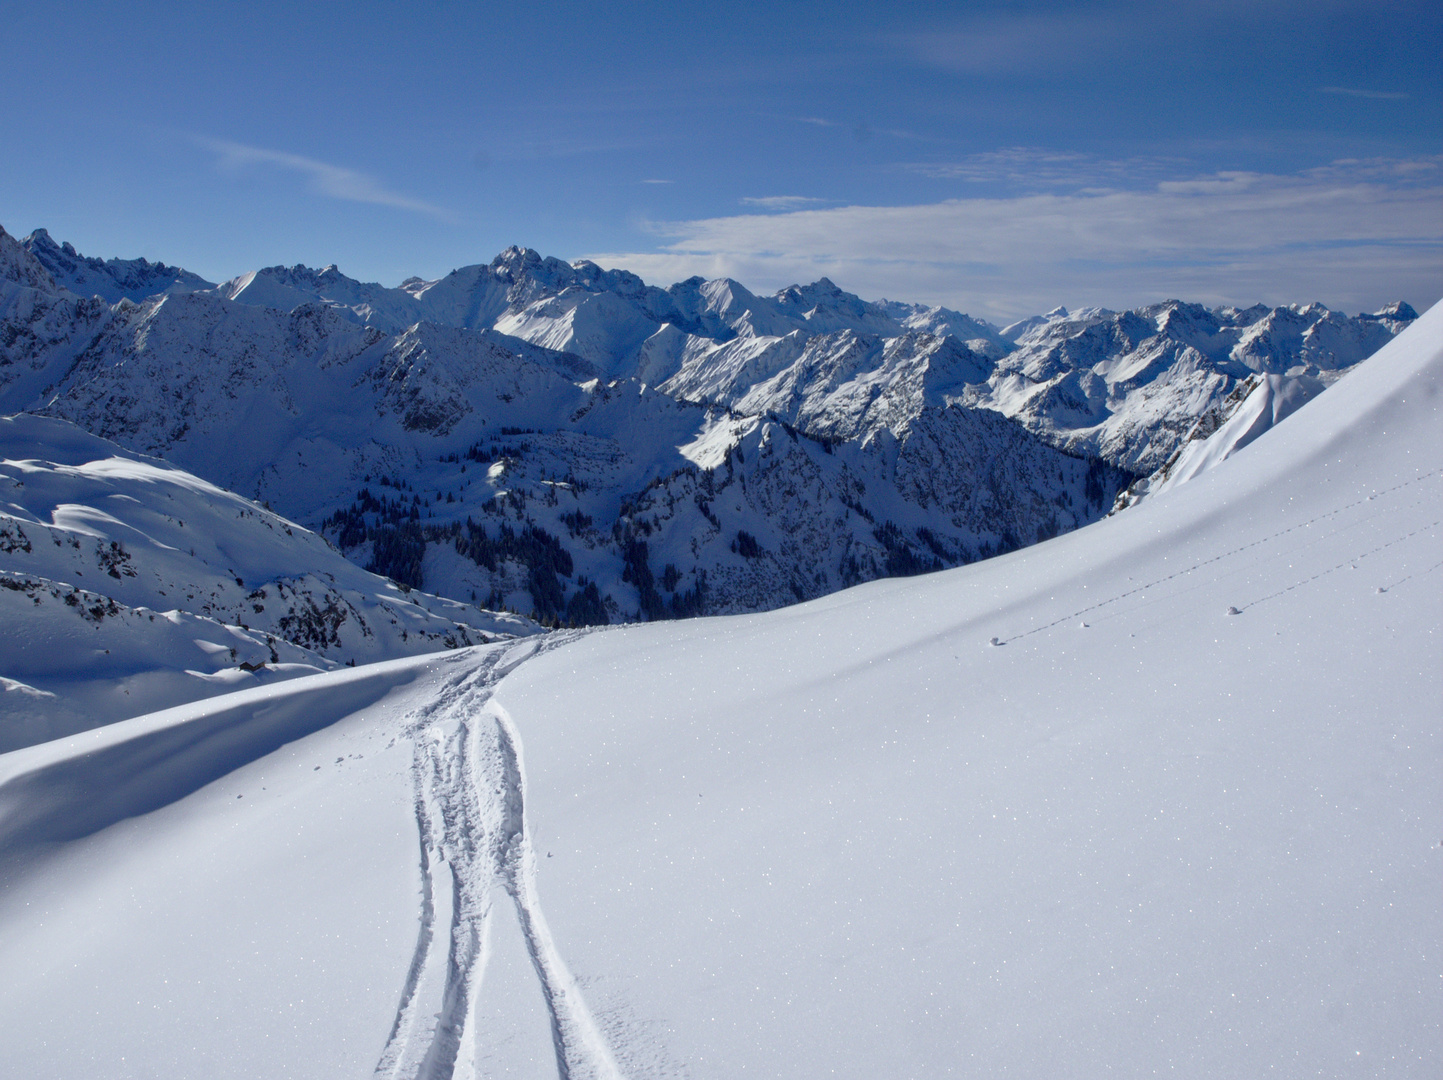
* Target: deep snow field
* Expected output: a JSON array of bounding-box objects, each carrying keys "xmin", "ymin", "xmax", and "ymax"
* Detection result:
[{"xmin": 0, "ymin": 301, "xmax": 1438, "ymax": 1078}]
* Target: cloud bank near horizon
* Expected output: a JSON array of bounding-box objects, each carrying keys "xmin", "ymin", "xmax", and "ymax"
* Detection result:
[{"xmin": 588, "ymin": 157, "xmax": 1442, "ymax": 322}]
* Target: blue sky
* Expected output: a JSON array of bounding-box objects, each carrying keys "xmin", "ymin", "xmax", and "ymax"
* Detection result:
[{"xmin": 3, "ymin": 0, "xmax": 1439, "ymax": 320}]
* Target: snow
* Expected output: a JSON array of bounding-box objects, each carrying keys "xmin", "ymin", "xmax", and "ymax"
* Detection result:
[
  {"xmin": 982, "ymin": 298, "xmax": 1416, "ymax": 473},
  {"xmin": 1150, "ymin": 371, "xmax": 1325, "ymax": 497},
  {"xmin": 21, "ymin": 228, "xmax": 214, "ymax": 303},
  {"xmin": 0, "ymin": 414, "xmax": 536, "ymax": 748},
  {"xmin": 0, "ymin": 291, "xmax": 1437, "ymax": 1076},
  {"xmin": 490, "ymin": 300, "xmax": 1442, "ymax": 1075},
  {"xmin": 0, "ymin": 656, "xmax": 446, "ymax": 1078}
]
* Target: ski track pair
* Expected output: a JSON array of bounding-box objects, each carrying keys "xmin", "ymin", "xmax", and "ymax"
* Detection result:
[{"xmin": 375, "ymin": 632, "xmax": 625, "ymax": 1080}]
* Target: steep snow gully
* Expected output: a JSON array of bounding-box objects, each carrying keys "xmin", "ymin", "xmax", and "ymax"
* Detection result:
[{"xmin": 374, "ymin": 633, "xmax": 622, "ymax": 1080}]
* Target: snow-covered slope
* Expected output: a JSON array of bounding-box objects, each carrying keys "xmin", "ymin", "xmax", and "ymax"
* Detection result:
[
  {"xmin": 1110, "ymin": 369, "xmax": 1328, "ymax": 510},
  {"xmin": 0, "ymin": 414, "xmax": 535, "ymax": 749},
  {"xmin": 0, "ymin": 301, "xmax": 1436, "ymax": 1077}
]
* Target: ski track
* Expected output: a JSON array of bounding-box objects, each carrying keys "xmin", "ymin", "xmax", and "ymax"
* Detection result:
[
  {"xmin": 993, "ymin": 468, "xmax": 1440, "ymax": 645},
  {"xmin": 375, "ymin": 631, "xmax": 625, "ymax": 1080}
]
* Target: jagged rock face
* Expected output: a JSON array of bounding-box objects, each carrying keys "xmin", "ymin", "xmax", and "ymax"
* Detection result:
[
  {"xmin": 23, "ymin": 294, "xmax": 390, "ymax": 464},
  {"xmin": 0, "ymin": 284, "xmax": 112, "ymax": 406},
  {"xmin": 1, "ymin": 228, "xmax": 62, "ymax": 294},
  {"xmin": 15, "ymin": 222, "xmax": 1411, "ymax": 477},
  {"xmin": 0, "ymin": 227, "xmax": 1127, "ymax": 625},
  {"xmin": 1109, "ymin": 368, "xmax": 1328, "ymax": 513},
  {"xmin": 537, "ymin": 407, "xmax": 1125, "ymax": 620},
  {"xmin": 0, "ymin": 222, "xmax": 1415, "ymax": 625}
]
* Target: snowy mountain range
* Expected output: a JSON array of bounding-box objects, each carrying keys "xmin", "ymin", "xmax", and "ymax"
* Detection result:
[
  {"xmin": 1, "ymin": 288, "xmax": 1436, "ymax": 1078},
  {"xmin": 2, "ymin": 224, "xmax": 1416, "ymax": 640}
]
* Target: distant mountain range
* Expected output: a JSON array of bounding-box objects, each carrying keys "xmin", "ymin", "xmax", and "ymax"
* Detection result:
[{"xmin": 2, "ymin": 224, "xmax": 1416, "ymax": 637}]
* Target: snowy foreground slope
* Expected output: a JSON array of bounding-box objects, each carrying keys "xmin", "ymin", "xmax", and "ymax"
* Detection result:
[{"xmin": 0, "ymin": 303, "xmax": 1439, "ymax": 1077}]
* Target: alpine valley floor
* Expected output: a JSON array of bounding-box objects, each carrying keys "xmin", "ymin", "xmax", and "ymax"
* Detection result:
[{"xmin": 0, "ymin": 302, "xmax": 1439, "ymax": 1078}]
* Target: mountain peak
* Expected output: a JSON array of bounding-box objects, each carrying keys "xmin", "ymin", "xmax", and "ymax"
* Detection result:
[
  {"xmin": 21, "ymin": 227, "xmax": 81, "ymax": 260},
  {"xmin": 23, "ymin": 227, "xmax": 57, "ymax": 250},
  {"xmin": 492, "ymin": 245, "xmax": 544, "ymax": 269},
  {"xmin": 15, "ymin": 227, "xmax": 213, "ymax": 302},
  {"xmin": 1372, "ymin": 301, "xmax": 1418, "ymax": 321},
  {"xmin": 1, "ymin": 224, "xmax": 62, "ymax": 292}
]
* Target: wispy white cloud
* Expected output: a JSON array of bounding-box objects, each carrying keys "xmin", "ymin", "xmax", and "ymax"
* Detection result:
[
  {"xmin": 641, "ymin": 178, "xmax": 675, "ymax": 185},
  {"xmin": 1318, "ymin": 86, "xmax": 1410, "ymax": 100},
  {"xmin": 196, "ymin": 137, "xmax": 452, "ymax": 219},
  {"xmin": 903, "ymin": 147, "xmax": 1187, "ymax": 188},
  {"xmin": 894, "ymin": 12, "xmax": 1124, "ymax": 76},
  {"xmin": 740, "ymin": 196, "xmax": 827, "ymax": 210},
  {"xmin": 587, "ymin": 158, "xmax": 1443, "ymax": 321},
  {"xmin": 1155, "ymin": 172, "xmax": 1263, "ymax": 194},
  {"xmin": 792, "ymin": 116, "xmax": 935, "ymax": 143},
  {"xmin": 1303, "ymin": 156, "xmax": 1440, "ymax": 181}
]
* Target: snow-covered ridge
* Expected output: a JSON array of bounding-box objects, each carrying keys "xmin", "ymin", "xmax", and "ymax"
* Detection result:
[
  {"xmin": 985, "ymin": 298, "xmax": 1418, "ymax": 472},
  {"xmin": 10, "ymin": 225, "xmax": 1414, "ymax": 473},
  {"xmin": 21, "ymin": 227, "xmax": 215, "ymax": 303},
  {"xmin": 0, "ymin": 414, "xmax": 536, "ymax": 749},
  {"xmin": 1110, "ymin": 369, "xmax": 1328, "ymax": 511},
  {"xmin": 0, "ymin": 225, "xmax": 1131, "ymax": 630},
  {"xmin": 203, "ymin": 239, "xmax": 1416, "ymax": 472}
]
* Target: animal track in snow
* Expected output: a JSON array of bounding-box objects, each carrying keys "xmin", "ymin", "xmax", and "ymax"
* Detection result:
[{"xmin": 989, "ymin": 468, "xmax": 1439, "ymax": 646}]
